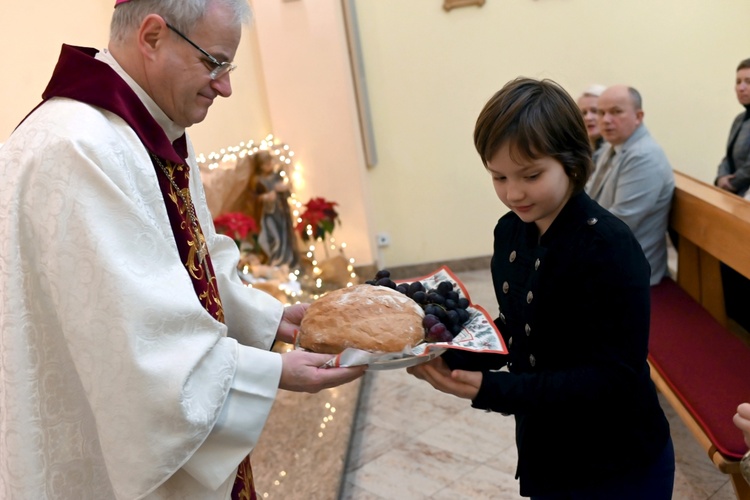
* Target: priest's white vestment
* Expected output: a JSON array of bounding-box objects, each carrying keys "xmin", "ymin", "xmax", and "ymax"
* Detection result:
[{"xmin": 0, "ymin": 47, "xmax": 285, "ymax": 499}]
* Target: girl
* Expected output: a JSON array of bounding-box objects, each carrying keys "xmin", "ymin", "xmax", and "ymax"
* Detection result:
[{"xmin": 408, "ymin": 78, "xmax": 674, "ymax": 499}]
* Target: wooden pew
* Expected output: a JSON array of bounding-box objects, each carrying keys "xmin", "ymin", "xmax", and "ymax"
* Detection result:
[
  {"xmin": 670, "ymin": 171, "xmax": 750, "ymax": 319},
  {"xmin": 648, "ymin": 170, "xmax": 750, "ymax": 499}
]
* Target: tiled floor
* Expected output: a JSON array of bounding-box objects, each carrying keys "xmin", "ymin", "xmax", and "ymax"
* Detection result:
[{"xmin": 340, "ymin": 269, "xmax": 740, "ymax": 500}]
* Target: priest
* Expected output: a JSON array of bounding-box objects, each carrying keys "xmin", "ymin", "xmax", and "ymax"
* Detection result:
[{"xmin": 0, "ymin": 0, "xmax": 365, "ymax": 498}]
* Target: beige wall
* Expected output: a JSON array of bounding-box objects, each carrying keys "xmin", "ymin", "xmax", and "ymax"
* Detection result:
[
  {"xmin": 354, "ymin": 0, "xmax": 750, "ymax": 268},
  {"xmin": 0, "ymin": 1, "xmax": 270, "ymax": 157},
  {"xmin": 0, "ymin": 0, "xmax": 376, "ymax": 267},
  {"xmin": 3, "ymin": 0, "xmax": 749, "ymax": 271},
  {"xmin": 250, "ymin": 0, "xmax": 378, "ymax": 269}
]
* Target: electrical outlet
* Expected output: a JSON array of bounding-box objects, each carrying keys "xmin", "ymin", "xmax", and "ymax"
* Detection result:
[{"xmin": 376, "ymin": 232, "xmax": 391, "ymax": 247}]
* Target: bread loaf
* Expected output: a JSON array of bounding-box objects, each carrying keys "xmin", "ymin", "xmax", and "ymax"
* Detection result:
[{"xmin": 298, "ymin": 284, "xmax": 425, "ymax": 354}]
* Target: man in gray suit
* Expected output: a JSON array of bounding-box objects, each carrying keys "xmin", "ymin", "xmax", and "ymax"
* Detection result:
[{"xmin": 586, "ymin": 85, "xmax": 675, "ymax": 285}]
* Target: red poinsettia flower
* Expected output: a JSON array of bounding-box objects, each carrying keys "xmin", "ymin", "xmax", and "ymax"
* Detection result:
[
  {"xmin": 213, "ymin": 212, "xmax": 259, "ymax": 241},
  {"xmin": 296, "ymin": 197, "xmax": 340, "ymax": 241}
]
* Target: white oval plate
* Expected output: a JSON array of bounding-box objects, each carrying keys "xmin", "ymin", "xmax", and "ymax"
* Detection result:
[{"xmin": 367, "ymin": 347, "xmax": 446, "ymax": 371}]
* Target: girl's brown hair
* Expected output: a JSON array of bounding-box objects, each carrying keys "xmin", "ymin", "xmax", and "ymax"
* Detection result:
[{"xmin": 474, "ymin": 77, "xmax": 593, "ymax": 193}]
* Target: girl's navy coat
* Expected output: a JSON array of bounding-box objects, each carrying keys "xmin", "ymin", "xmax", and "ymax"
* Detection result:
[{"xmin": 446, "ymin": 192, "xmax": 670, "ymax": 496}]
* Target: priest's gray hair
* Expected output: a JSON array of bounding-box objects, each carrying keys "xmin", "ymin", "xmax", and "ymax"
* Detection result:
[{"xmin": 110, "ymin": 0, "xmax": 252, "ymax": 43}]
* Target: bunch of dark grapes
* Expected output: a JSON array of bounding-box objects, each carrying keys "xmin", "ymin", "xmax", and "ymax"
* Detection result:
[{"xmin": 365, "ymin": 269, "xmax": 471, "ymax": 343}]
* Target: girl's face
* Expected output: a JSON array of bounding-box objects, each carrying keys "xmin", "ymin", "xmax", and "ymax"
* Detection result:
[
  {"xmin": 577, "ymin": 94, "xmax": 600, "ymax": 140},
  {"xmin": 486, "ymin": 142, "xmax": 573, "ymax": 235}
]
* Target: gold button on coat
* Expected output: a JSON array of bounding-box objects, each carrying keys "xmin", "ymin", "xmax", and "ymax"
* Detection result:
[
  {"xmin": 525, "ymin": 323, "xmax": 531, "ymax": 336},
  {"xmin": 527, "ymin": 291, "xmax": 534, "ymax": 303},
  {"xmin": 587, "ymin": 217, "xmax": 598, "ymax": 225},
  {"xmin": 529, "ymin": 354, "xmax": 536, "ymax": 367},
  {"xmin": 534, "ymin": 258, "xmax": 540, "ymax": 270},
  {"xmin": 509, "ymin": 251, "xmax": 517, "ymax": 262},
  {"xmin": 502, "ymin": 281, "xmax": 509, "ymax": 293}
]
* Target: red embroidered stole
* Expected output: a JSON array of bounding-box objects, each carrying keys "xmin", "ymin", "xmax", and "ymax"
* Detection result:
[
  {"xmin": 232, "ymin": 457, "xmax": 257, "ymax": 500},
  {"xmin": 152, "ymin": 157, "xmax": 222, "ymax": 320},
  {"xmin": 152, "ymin": 157, "xmax": 256, "ymax": 499}
]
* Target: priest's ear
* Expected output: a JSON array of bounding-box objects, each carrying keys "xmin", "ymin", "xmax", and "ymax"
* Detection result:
[{"xmin": 137, "ymin": 14, "xmax": 170, "ymax": 61}]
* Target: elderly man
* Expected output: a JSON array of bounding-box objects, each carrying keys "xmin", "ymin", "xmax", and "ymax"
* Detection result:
[
  {"xmin": 587, "ymin": 85, "xmax": 675, "ymax": 285},
  {"xmin": 0, "ymin": 1, "xmax": 364, "ymax": 499}
]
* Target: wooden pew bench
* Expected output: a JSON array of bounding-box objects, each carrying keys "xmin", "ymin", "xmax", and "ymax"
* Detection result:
[{"xmin": 648, "ymin": 170, "xmax": 750, "ymax": 499}]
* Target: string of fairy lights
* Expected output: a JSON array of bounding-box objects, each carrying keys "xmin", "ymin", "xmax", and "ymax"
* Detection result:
[{"xmin": 197, "ymin": 134, "xmax": 359, "ymax": 301}]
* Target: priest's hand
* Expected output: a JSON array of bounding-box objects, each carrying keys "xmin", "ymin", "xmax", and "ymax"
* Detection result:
[
  {"xmin": 278, "ymin": 350, "xmax": 366, "ymax": 393},
  {"xmin": 276, "ymin": 303, "xmax": 309, "ymax": 344},
  {"xmin": 407, "ymin": 356, "xmax": 481, "ymax": 400}
]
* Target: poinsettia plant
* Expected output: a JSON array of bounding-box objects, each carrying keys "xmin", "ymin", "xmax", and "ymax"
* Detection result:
[
  {"xmin": 296, "ymin": 197, "xmax": 340, "ymax": 242},
  {"xmin": 213, "ymin": 212, "xmax": 258, "ymax": 247}
]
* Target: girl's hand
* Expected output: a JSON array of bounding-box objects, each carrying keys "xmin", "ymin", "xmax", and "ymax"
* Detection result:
[{"xmin": 407, "ymin": 356, "xmax": 482, "ymax": 400}]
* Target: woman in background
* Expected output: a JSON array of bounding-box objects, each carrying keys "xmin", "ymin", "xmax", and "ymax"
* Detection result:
[
  {"xmin": 715, "ymin": 58, "xmax": 750, "ymax": 334},
  {"xmin": 715, "ymin": 58, "xmax": 750, "ymax": 197},
  {"xmin": 577, "ymin": 83, "xmax": 607, "ymax": 164}
]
